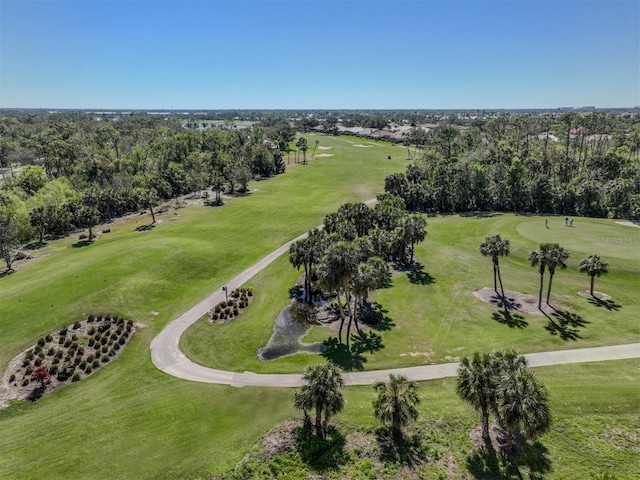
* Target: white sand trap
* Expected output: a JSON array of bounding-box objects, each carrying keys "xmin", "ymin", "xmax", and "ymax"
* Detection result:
[
  {"xmin": 352, "ymin": 144, "xmax": 373, "ymax": 148},
  {"xmin": 615, "ymin": 221, "xmax": 640, "ymax": 228},
  {"xmin": 317, "ymin": 146, "xmax": 332, "ymax": 150},
  {"xmin": 315, "ymin": 153, "xmax": 334, "ymax": 157}
]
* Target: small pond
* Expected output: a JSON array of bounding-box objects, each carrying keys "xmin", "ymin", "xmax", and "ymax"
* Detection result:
[{"xmin": 257, "ymin": 305, "xmax": 324, "ymax": 361}]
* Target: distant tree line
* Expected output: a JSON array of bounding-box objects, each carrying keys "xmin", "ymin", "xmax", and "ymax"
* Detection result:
[{"xmin": 384, "ymin": 113, "xmax": 640, "ymax": 219}]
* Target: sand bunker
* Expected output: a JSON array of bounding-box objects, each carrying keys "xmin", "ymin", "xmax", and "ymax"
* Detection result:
[
  {"xmin": 352, "ymin": 144, "xmax": 373, "ymax": 148},
  {"xmin": 317, "ymin": 146, "xmax": 332, "ymax": 150},
  {"xmin": 615, "ymin": 221, "xmax": 640, "ymax": 228},
  {"xmin": 315, "ymin": 153, "xmax": 334, "ymax": 157}
]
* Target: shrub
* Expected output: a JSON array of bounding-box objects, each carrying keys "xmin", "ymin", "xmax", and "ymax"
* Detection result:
[
  {"xmin": 73, "ymin": 321, "xmax": 81, "ymax": 329},
  {"xmin": 47, "ymin": 347, "xmax": 55, "ymax": 356},
  {"xmin": 94, "ymin": 351, "xmax": 101, "ymax": 359},
  {"xmin": 247, "ymin": 289, "xmax": 254, "ymax": 297},
  {"xmin": 101, "ymin": 346, "xmax": 108, "ymax": 354},
  {"xmin": 74, "ymin": 356, "xmax": 82, "ymax": 365},
  {"xmin": 58, "ymin": 337, "xmax": 65, "ymax": 345},
  {"xmin": 211, "ymin": 313, "xmax": 218, "ymax": 321},
  {"xmin": 118, "ymin": 337, "xmax": 126, "ymax": 345},
  {"xmin": 220, "ymin": 301, "xmax": 227, "ymax": 308},
  {"xmin": 116, "ymin": 317, "xmax": 124, "ymax": 325},
  {"xmin": 224, "ymin": 307, "xmax": 231, "ymax": 315},
  {"xmin": 87, "ymin": 314, "xmax": 95, "ymax": 322},
  {"xmin": 9, "ymin": 374, "xmax": 15, "ymax": 383},
  {"xmin": 239, "ymin": 301, "xmax": 246, "ymax": 309},
  {"xmin": 77, "ymin": 346, "xmax": 84, "ymax": 355},
  {"xmin": 92, "ymin": 359, "xmax": 100, "ymax": 368},
  {"xmin": 52, "ymin": 357, "xmax": 59, "ymax": 365},
  {"xmin": 45, "ymin": 334, "xmax": 53, "ymax": 342},
  {"xmin": 25, "ymin": 349, "xmax": 34, "ymax": 360},
  {"xmin": 22, "ymin": 378, "xmax": 30, "ymax": 386},
  {"xmin": 59, "ymin": 326, "xmax": 67, "ymax": 336},
  {"xmin": 34, "ymin": 358, "xmax": 42, "ymax": 367},
  {"xmin": 37, "ymin": 338, "xmax": 45, "ymax": 347},
  {"xmin": 71, "ymin": 334, "xmax": 78, "ymax": 341},
  {"xmin": 88, "ymin": 326, "xmax": 96, "ymax": 335},
  {"xmin": 88, "ymin": 338, "xmax": 95, "ymax": 347},
  {"xmin": 109, "ymin": 349, "xmax": 116, "ymax": 357},
  {"xmin": 101, "ymin": 356, "xmax": 109, "ymax": 363},
  {"xmin": 49, "ymin": 365, "xmax": 58, "ymax": 375},
  {"xmin": 100, "ymin": 337, "xmax": 108, "ymax": 345},
  {"xmin": 72, "ymin": 373, "xmax": 81, "ymax": 382},
  {"xmin": 87, "ymin": 354, "xmax": 94, "ymax": 363},
  {"xmin": 215, "ymin": 305, "xmax": 222, "ymax": 313},
  {"xmin": 84, "ymin": 366, "xmax": 92, "ymax": 374},
  {"xmin": 79, "ymin": 361, "xmax": 87, "ymax": 370},
  {"xmin": 22, "ymin": 359, "xmax": 31, "ymax": 368},
  {"xmin": 231, "ymin": 290, "xmax": 240, "ymax": 299},
  {"xmin": 113, "ymin": 343, "xmax": 120, "ymax": 351},
  {"xmin": 55, "ymin": 350, "xmax": 63, "ymax": 359},
  {"xmin": 110, "ymin": 333, "xmax": 118, "ymax": 341},
  {"xmin": 34, "ymin": 345, "xmax": 42, "ymax": 354},
  {"xmin": 64, "ymin": 339, "xmax": 71, "ymax": 348},
  {"xmin": 25, "ymin": 366, "xmax": 33, "ymax": 376},
  {"xmin": 233, "ymin": 308, "xmax": 239, "ymax": 316},
  {"xmin": 93, "ymin": 332, "xmax": 101, "ymax": 341},
  {"xmin": 38, "ymin": 351, "xmax": 45, "ymax": 359}
]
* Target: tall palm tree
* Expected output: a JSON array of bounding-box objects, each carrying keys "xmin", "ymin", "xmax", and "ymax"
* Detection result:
[
  {"xmin": 579, "ymin": 255, "xmax": 609, "ymax": 296},
  {"xmin": 496, "ymin": 368, "xmax": 551, "ymax": 448},
  {"xmin": 456, "ymin": 352, "xmax": 498, "ymax": 442},
  {"xmin": 373, "ymin": 374, "xmax": 420, "ymax": 441},
  {"xmin": 545, "ymin": 244, "xmax": 570, "ymax": 305},
  {"xmin": 317, "ymin": 241, "xmax": 357, "ymax": 344},
  {"xmin": 528, "ymin": 243, "xmax": 552, "ymax": 310},
  {"xmin": 480, "ymin": 234, "xmax": 510, "ymax": 300},
  {"xmin": 293, "ymin": 363, "xmax": 345, "ymax": 439},
  {"xmin": 351, "ymin": 256, "xmax": 389, "ymax": 333}
]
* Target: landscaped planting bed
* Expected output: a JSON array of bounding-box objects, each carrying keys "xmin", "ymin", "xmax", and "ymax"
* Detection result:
[
  {"xmin": 209, "ymin": 288, "xmax": 254, "ymax": 323},
  {"xmin": 1, "ymin": 315, "xmax": 136, "ymax": 405}
]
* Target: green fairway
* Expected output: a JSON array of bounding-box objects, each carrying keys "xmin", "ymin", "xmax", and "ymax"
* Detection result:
[
  {"xmin": 182, "ymin": 213, "xmax": 640, "ymax": 373},
  {"xmin": 1, "ymin": 135, "xmax": 638, "ymax": 479}
]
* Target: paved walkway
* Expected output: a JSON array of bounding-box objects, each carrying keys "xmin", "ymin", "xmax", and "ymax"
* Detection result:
[{"xmin": 150, "ymin": 210, "xmax": 640, "ymax": 388}]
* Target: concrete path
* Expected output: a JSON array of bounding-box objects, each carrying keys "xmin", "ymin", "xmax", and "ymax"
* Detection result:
[{"xmin": 151, "ymin": 207, "xmax": 640, "ymax": 388}]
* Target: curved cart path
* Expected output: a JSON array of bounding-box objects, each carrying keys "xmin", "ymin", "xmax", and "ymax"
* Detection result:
[{"xmin": 151, "ymin": 209, "xmax": 640, "ymax": 388}]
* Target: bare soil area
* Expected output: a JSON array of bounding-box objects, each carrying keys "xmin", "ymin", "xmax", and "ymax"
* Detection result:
[{"xmin": 472, "ymin": 287, "xmax": 559, "ymax": 316}]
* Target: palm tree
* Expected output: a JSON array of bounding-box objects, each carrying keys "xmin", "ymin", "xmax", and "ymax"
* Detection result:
[
  {"xmin": 579, "ymin": 255, "xmax": 609, "ymax": 296},
  {"xmin": 480, "ymin": 234, "xmax": 510, "ymax": 301},
  {"xmin": 456, "ymin": 352, "xmax": 498, "ymax": 442},
  {"xmin": 296, "ymin": 137, "xmax": 308, "ymax": 164},
  {"xmin": 351, "ymin": 256, "xmax": 389, "ymax": 333},
  {"xmin": 528, "ymin": 243, "xmax": 552, "ymax": 310},
  {"xmin": 293, "ymin": 363, "xmax": 345, "ymax": 438},
  {"xmin": 372, "ymin": 374, "xmax": 420, "ymax": 441},
  {"xmin": 496, "ymin": 368, "xmax": 551, "ymax": 448},
  {"xmin": 545, "ymin": 244, "xmax": 570, "ymax": 305},
  {"xmin": 398, "ymin": 214, "xmax": 427, "ymax": 264}
]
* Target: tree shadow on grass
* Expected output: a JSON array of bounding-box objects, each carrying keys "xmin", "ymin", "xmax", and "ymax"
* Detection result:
[
  {"xmin": 350, "ymin": 330, "xmax": 384, "ymax": 355},
  {"xmin": 487, "ymin": 292, "xmax": 522, "ymax": 312},
  {"xmin": 375, "ymin": 426, "xmax": 425, "ymax": 467},
  {"xmin": 72, "ymin": 240, "xmax": 94, "ymax": 248},
  {"xmin": 492, "ymin": 311, "xmax": 528, "ymax": 329},
  {"xmin": 360, "ymin": 302, "xmax": 395, "ymax": 331},
  {"xmin": 467, "ymin": 439, "xmax": 551, "ymax": 480},
  {"xmin": 135, "ymin": 224, "xmax": 155, "ymax": 232},
  {"xmin": 406, "ymin": 262, "xmax": 436, "ymax": 285},
  {"xmin": 322, "ymin": 337, "xmax": 366, "ymax": 371},
  {"xmin": 543, "ymin": 309, "xmax": 589, "ymax": 341},
  {"xmin": 293, "ymin": 424, "xmax": 347, "ymax": 472},
  {"xmin": 587, "ymin": 296, "xmax": 622, "ymax": 311}
]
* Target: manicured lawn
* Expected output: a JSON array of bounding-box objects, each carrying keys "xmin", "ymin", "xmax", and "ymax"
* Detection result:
[
  {"xmin": 1, "ymin": 135, "xmax": 638, "ymax": 479},
  {"xmin": 182, "ymin": 213, "xmax": 640, "ymax": 373}
]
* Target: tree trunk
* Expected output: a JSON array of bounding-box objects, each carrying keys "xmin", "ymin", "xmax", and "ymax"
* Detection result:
[
  {"xmin": 337, "ymin": 290, "xmax": 344, "ymax": 344},
  {"xmin": 315, "ymin": 407, "xmax": 323, "ymax": 438},
  {"xmin": 590, "ymin": 275, "xmax": 595, "ymax": 296},
  {"xmin": 481, "ymin": 408, "xmax": 490, "ymax": 443},
  {"xmin": 88, "ymin": 226, "xmax": 94, "ymax": 241},
  {"xmin": 149, "ymin": 205, "xmax": 156, "ymax": 224},
  {"xmin": 538, "ymin": 273, "xmax": 544, "ymax": 310},
  {"xmin": 492, "ymin": 259, "xmax": 498, "ymax": 294},
  {"xmin": 546, "ymin": 272, "xmax": 554, "ymax": 305},
  {"xmin": 497, "ymin": 263, "xmax": 507, "ymax": 312}
]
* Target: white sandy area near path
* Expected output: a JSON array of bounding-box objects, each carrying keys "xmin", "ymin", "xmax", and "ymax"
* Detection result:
[
  {"xmin": 615, "ymin": 221, "xmax": 640, "ymax": 228},
  {"xmin": 317, "ymin": 146, "xmax": 332, "ymax": 150},
  {"xmin": 315, "ymin": 153, "xmax": 334, "ymax": 157},
  {"xmin": 352, "ymin": 144, "xmax": 373, "ymax": 148}
]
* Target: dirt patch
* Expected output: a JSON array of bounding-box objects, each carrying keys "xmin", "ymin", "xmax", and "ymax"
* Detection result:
[
  {"xmin": 472, "ymin": 287, "xmax": 559, "ymax": 316},
  {"xmin": 577, "ymin": 290, "xmax": 611, "ymax": 300}
]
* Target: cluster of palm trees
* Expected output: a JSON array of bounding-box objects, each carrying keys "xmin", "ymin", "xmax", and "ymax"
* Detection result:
[
  {"xmin": 294, "ymin": 363, "xmax": 420, "ymax": 442},
  {"xmin": 457, "ymin": 350, "xmax": 551, "ymax": 449},
  {"xmin": 480, "ymin": 234, "xmax": 610, "ymax": 310},
  {"xmin": 289, "ymin": 195, "xmax": 427, "ymax": 346}
]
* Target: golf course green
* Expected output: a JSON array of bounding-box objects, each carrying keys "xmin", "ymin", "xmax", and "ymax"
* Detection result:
[{"xmin": 1, "ymin": 135, "xmax": 638, "ymax": 479}]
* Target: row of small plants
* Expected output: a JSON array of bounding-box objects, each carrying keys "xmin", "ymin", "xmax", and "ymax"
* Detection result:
[
  {"xmin": 6, "ymin": 314, "xmax": 135, "ymax": 394},
  {"xmin": 209, "ymin": 288, "xmax": 254, "ymax": 322}
]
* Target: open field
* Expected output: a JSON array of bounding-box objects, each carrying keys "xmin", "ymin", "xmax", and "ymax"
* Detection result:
[{"xmin": 1, "ymin": 135, "xmax": 638, "ymax": 479}]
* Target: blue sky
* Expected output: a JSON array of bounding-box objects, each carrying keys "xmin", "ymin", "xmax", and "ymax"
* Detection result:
[{"xmin": 1, "ymin": 0, "xmax": 638, "ymax": 109}]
